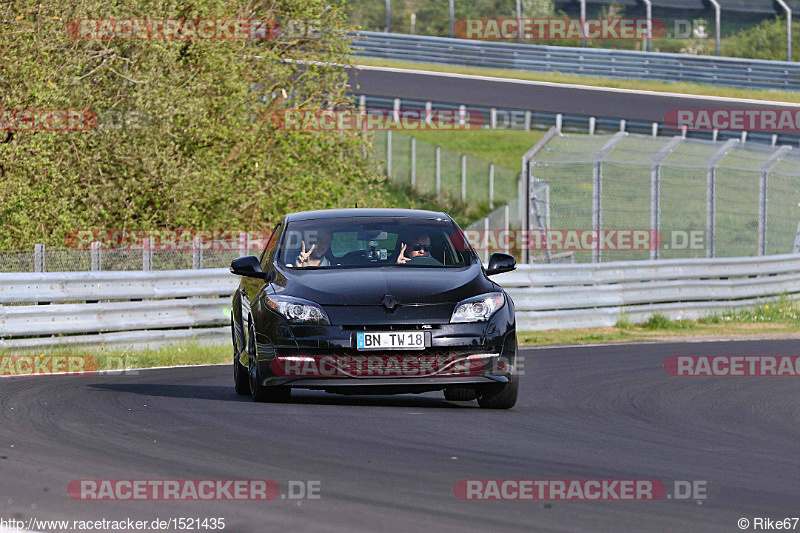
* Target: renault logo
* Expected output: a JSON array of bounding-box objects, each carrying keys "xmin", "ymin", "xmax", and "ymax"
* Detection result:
[{"xmin": 381, "ymin": 294, "xmax": 399, "ymax": 311}]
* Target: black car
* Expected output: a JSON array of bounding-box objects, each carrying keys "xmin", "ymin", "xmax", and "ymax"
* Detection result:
[{"xmin": 230, "ymin": 208, "xmax": 519, "ymax": 409}]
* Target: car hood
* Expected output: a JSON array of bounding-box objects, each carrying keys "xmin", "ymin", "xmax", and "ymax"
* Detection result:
[{"xmin": 275, "ymin": 263, "xmax": 496, "ymax": 306}]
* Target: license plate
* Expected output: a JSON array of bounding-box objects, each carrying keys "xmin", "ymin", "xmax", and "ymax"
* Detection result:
[{"xmin": 356, "ymin": 331, "xmax": 425, "ymax": 350}]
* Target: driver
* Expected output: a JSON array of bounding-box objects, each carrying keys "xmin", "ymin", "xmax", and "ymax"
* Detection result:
[
  {"xmin": 294, "ymin": 229, "xmax": 333, "ymax": 267},
  {"xmin": 396, "ymin": 231, "xmax": 441, "ymax": 265}
]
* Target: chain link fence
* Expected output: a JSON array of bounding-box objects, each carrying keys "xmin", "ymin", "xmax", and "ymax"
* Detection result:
[
  {"xmin": 527, "ymin": 131, "xmax": 800, "ymax": 262},
  {"xmin": 0, "ymin": 239, "xmax": 264, "ymax": 273},
  {"xmin": 372, "ymin": 129, "xmax": 521, "ymax": 211}
]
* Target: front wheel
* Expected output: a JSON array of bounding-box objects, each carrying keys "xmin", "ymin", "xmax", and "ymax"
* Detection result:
[
  {"xmin": 233, "ymin": 318, "xmax": 250, "ymax": 395},
  {"xmin": 476, "ymin": 379, "xmax": 518, "ymax": 409}
]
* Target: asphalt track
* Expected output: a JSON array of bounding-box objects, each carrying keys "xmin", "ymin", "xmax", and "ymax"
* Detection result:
[
  {"xmin": 347, "ymin": 65, "xmax": 800, "ymax": 123},
  {"xmin": 1, "ymin": 339, "xmax": 799, "ymax": 532}
]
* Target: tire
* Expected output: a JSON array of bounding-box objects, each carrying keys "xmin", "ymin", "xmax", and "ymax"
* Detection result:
[
  {"xmin": 248, "ymin": 322, "xmax": 291, "ymax": 403},
  {"xmin": 233, "ymin": 318, "xmax": 250, "ymax": 396},
  {"xmin": 443, "ymin": 386, "xmax": 477, "ymax": 401},
  {"xmin": 476, "ymin": 378, "xmax": 519, "ymax": 409}
]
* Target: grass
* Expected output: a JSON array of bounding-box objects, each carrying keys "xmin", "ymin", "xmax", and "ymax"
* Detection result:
[
  {"xmin": 519, "ymin": 295, "xmax": 800, "ymax": 345},
  {"xmin": 0, "ymin": 342, "xmax": 230, "ymax": 375},
  {"xmin": 355, "ymin": 57, "xmax": 800, "ymax": 104}
]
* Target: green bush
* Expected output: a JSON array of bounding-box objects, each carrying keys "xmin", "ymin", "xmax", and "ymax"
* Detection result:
[
  {"xmin": 721, "ymin": 17, "xmax": 800, "ymax": 61},
  {"xmin": 0, "ymin": 0, "xmax": 386, "ymax": 249}
]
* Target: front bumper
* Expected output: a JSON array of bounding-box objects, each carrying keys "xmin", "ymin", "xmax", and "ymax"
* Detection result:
[{"xmin": 252, "ymin": 319, "xmax": 517, "ymax": 391}]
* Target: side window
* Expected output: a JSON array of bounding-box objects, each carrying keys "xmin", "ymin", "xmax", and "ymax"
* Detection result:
[{"xmin": 259, "ymin": 223, "xmax": 282, "ymax": 270}]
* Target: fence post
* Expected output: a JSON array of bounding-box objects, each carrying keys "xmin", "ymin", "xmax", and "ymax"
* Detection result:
[
  {"xmin": 555, "ymin": 114, "xmax": 562, "ymax": 132},
  {"xmin": 448, "ymin": 0, "xmax": 454, "ymax": 38},
  {"xmin": 435, "ymin": 146, "xmax": 441, "ymax": 198},
  {"xmin": 504, "ymin": 204, "xmax": 510, "ymax": 254},
  {"xmin": 425, "ymin": 101, "xmax": 432, "ymax": 126},
  {"xmin": 387, "ymin": 130, "xmax": 392, "ymax": 179},
  {"xmin": 411, "ymin": 137, "xmax": 416, "ymax": 189},
  {"xmin": 393, "ymin": 98, "xmax": 400, "ymax": 123},
  {"xmin": 459, "ymin": 105, "xmax": 466, "ymax": 127},
  {"xmin": 592, "ymin": 132, "xmax": 627, "ymax": 262},
  {"xmin": 651, "ymin": 136, "xmax": 684, "ymax": 260},
  {"xmin": 706, "ymin": 139, "xmax": 738, "ymax": 258},
  {"xmin": 91, "ymin": 241, "xmax": 102, "ymax": 271},
  {"xmin": 776, "ymin": 0, "xmax": 792, "ymax": 61},
  {"xmin": 490, "ymin": 108, "xmax": 497, "ymax": 129},
  {"xmin": 142, "ymin": 238, "xmax": 152, "ymax": 271},
  {"xmin": 34, "ymin": 243, "xmax": 45, "ymax": 273},
  {"xmin": 524, "ymin": 111, "xmax": 531, "ymax": 131},
  {"xmin": 489, "ymin": 163, "xmax": 495, "ymax": 209},
  {"xmin": 651, "ymin": 122, "xmax": 658, "ymax": 137},
  {"xmin": 461, "ymin": 155, "xmax": 467, "ymax": 203},
  {"xmin": 759, "ymin": 145, "xmax": 791, "ymax": 255},
  {"xmin": 483, "ymin": 217, "xmax": 490, "ymax": 264},
  {"xmin": 239, "ymin": 232, "xmax": 249, "ymax": 258},
  {"xmin": 192, "ymin": 236, "xmax": 203, "ymax": 269},
  {"xmin": 589, "ymin": 116, "xmax": 596, "ymax": 135},
  {"xmin": 385, "ymin": 0, "xmax": 390, "ymax": 32}
]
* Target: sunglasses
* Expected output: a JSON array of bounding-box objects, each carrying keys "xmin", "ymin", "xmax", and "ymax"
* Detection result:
[{"xmin": 410, "ymin": 243, "xmax": 431, "ymax": 252}]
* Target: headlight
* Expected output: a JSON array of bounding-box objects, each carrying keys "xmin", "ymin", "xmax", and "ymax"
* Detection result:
[
  {"xmin": 265, "ymin": 295, "xmax": 330, "ymax": 325},
  {"xmin": 450, "ymin": 292, "xmax": 505, "ymax": 323}
]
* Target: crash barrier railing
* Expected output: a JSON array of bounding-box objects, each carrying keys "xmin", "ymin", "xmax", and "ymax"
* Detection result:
[
  {"xmin": 355, "ymin": 94, "xmax": 800, "ymax": 151},
  {"xmin": 495, "ymin": 253, "xmax": 800, "ymax": 330},
  {"xmin": 0, "ymin": 269, "xmax": 237, "ymax": 349},
  {"xmin": 2, "ymin": 253, "xmax": 799, "ymax": 348},
  {"xmin": 352, "ymin": 32, "xmax": 800, "ymax": 91}
]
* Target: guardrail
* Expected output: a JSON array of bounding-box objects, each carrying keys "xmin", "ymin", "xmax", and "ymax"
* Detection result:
[
  {"xmin": 2, "ymin": 254, "xmax": 798, "ymax": 348},
  {"xmin": 352, "ymin": 31, "xmax": 800, "ymax": 91},
  {"xmin": 495, "ymin": 253, "xmax": 800, "ymax": 330},
  {"xmin": 0, "ymin": 269, "xmax": 237, "ymax": 349}
]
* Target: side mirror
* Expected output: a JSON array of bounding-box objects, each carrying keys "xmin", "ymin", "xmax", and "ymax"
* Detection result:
[
  {"xmin": 486, "ymin": 252, "xmax": 516, "ymax": 276},
  {"xmin": 230, "ymin": 256, "xmax": 268, "ymax": 279}
]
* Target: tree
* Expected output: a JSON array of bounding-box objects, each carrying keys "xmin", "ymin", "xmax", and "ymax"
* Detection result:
[{"xmin": 0, "ymin": 0, "xmax": 384, "ymax": 248}]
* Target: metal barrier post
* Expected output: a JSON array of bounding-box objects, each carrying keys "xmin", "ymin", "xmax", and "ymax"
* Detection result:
[
  {"xmin": 411, "ymin": 137, "xmax": 416, "ymax": 189},
  {"xmin": 435, "ymin": 146, "xmax": 441, "ymax": 198},
  {"xmin": 34, "ymin": 243, "xmax": 45, "ymax": 273},
  {"xmin": 239, "ymin": 232, "xmax": 249, "ymax": 258},
  {"xmin": 461, "ymin": 155, "xmax": 467, "ymax": 202},
  {"xmin": 192, "ymin": 236, "xmax": 203, "ymax": 269},
  {"xmin": 592, "ymin": 132, "xmax": 627, "ymax": 262},
  {"xmin": 759, "ymin": 146, "xmax": 792, "ymax": 255},
  {"xmin": 142, "ymin": 238, "xmax": 152, "ymax": 271},
  {"xmin": 706, "ymin": 139, "xmax": 738, "ymax": 258},
  {"xmin": 776, "ymin": 0, "xmax": 792, "ymax": 61},
  {"xmin": 489, "ymin": 163, "xmax": 495, "ymax": 209},
  {"xmin": 91, "ymin": 242, "xmax": 102, "ymax": 271},
  {"xmin": 651, "ymin": 137, "xmax": 684, "ymax": 259},
  {"xmin": 387, "ymin": 130, "xmax": 392, "ymax": 178}
]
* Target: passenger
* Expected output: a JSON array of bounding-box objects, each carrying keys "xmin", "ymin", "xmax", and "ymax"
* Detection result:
[
  {"xmin": 396, "ymin": 231, "xmax": 441, "ymax": 265},
  {"xmin": 294, "ymin": 230, "xmax": 333, "ymax": 267}
]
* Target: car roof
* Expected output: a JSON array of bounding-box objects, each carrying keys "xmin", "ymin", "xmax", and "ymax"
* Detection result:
[{"xmin": 284, "ymin": 208, "xmax": 451, "ymax": 222}]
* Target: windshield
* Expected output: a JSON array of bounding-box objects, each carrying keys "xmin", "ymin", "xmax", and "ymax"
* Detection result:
[{"xmin": 278, "ymin": 216, "xmax": 475, "ymax": 269}]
